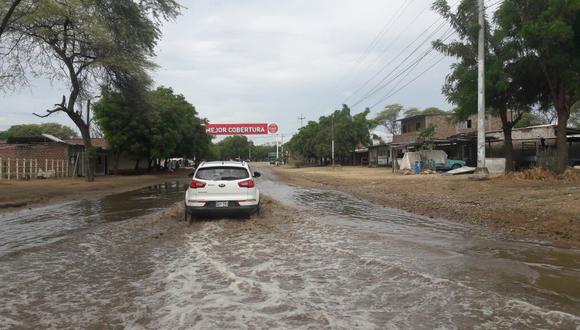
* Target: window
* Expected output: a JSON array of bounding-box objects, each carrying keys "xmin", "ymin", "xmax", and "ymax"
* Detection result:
[
  {"xmin": 467, "ymin": 119, "xmax": 472, "ymax": 129},
  {"xmin": 415, "ymin": 122, "xmax": 421, "ymax": 131},
  {"xmin": 195, "ymin": 167, "xmax": 250, "ymax": 181}
]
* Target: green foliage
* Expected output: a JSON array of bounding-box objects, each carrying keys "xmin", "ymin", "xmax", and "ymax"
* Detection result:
[
  {"xmin": 375, "ymin": 104, "xmax": 403, "ymax": 135},
  {"xmin": 0, "ymin": 123, "xmax": 77, "ymax": 139},
  {"xmin": 252, "ymin": 144, "xmax": 277, "ymax": 160},
  {"xmin": 93, "ymin": 86, "xmax": 210, "ymax": 164},
  {"xmin": 93, "ymin": 88, "xmax": 152, "ymax": 161},
  {"xmin": 514, "ymin": 112, "xmax": 546, "ymax": 129},
  {"xmin": 2, "ymin": 0, "xmax": 180, "ymax": 92},
  {"xmin": 422, "ymin": 107, "xmax": 447, "ymax": 115},
  {"xmin": 404, "ymin": 107, "xmax": 423, "ymax": 117},
  {"xmin": 496, "ymin": 0, "xmax": 580, "ymax": 173},
  {"xmin": 208, "ymin": 137, "xmax": 277, "ymax": 161},
  {"xmin": 404, "ymin": 107, "xmax": 448, "ymax": 118},
  {"xmin": 212, "ymin": 136, "xmax": 252, "ymax": 160},
  {"xmin": 287, "ymin": 105, "xmax": 374, "ymax": 162},
  {"xmin": 417, "ymin": 124, "xmax": 437, "ymax": 150},
  {"xmin": 148, "ymin": 87, "xmax": 210, "ymax": 160}
]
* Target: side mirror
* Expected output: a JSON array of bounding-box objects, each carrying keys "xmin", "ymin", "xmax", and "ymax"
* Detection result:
[{"xmin": 254, "ymin": 171, "xmax": 262, "ymax": 178}]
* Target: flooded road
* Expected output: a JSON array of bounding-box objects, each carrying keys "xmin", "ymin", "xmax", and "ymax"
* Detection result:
[{"xmin": 0, "ymin": 169, "xmax": 579, "ymax": 329}]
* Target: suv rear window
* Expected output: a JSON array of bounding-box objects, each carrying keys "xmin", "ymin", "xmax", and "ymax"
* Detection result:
[{"xmin": 195, "ymin": 167, "xmax": 250, "ymax": 181}]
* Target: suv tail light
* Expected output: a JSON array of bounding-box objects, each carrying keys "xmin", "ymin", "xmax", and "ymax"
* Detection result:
[
  {"xmin": 190, "ymin": 180, "xmax": 206, "ymax": 189},
  {"xmin": 238, "ymin": 179, "xmax": 255, "ymax": 188}
]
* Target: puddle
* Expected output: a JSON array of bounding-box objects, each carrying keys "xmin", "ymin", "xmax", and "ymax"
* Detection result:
[
  {"xmin": 0, "ymin": 181, "xmax": 187, "ymax": 256},
  {"xmin": 0, "ymin": 171, "xmax": 579, "ymax": 329}
]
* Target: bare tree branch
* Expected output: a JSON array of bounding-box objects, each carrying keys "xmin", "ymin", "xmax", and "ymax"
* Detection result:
[{"xmin": 33, "ymin": 95, "xmax": 66, "ymax": 118}]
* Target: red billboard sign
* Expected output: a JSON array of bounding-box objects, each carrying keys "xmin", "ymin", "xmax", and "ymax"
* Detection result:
[
  {"xmin": 205, "ymin": 123, "xmax": 278, "ymax": 136},
  {"xmin": 268, "ymin": 123, "xmax": 279, "ymax": 134}
]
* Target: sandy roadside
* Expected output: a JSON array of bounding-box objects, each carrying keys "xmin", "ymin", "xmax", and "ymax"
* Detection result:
[
  {"xmin": 0, "ymin": 169, "xmax": 191, "ymax": 211},
  {"xmin": 268, "ymin": 165, "xmax": 580, "ymax": 248}
]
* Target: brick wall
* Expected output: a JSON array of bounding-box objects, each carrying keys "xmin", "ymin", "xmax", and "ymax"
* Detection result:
[
  {"xmin": 426, "ymin": 115, "xmax": 457, "ymax": 138},
  {"xmin": 0, "ymin": 143, "xmax": 69, "ymax": 161},
  {"xmin": 393, "ymin": 114, "xmax": 505, "ymax": 145}
]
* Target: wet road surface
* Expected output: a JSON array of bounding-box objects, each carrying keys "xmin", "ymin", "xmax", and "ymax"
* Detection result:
[{"xmin": 0, "ymin": 169, "xmax": 579, "ymax": 329}]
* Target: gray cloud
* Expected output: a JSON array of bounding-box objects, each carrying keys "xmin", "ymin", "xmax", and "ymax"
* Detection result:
[{"xmin": 1, "ymin": 0, "xmax": 454, "ymax": 143}]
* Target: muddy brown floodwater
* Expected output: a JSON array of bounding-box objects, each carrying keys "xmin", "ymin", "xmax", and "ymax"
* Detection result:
[{"xmin": 0, "ymin": 169, "xmax": 579, "ymax": 329}]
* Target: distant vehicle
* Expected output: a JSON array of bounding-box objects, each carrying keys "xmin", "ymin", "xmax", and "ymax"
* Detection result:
[
  {"xmin": 184, "ymin": 161, "xmax": 261, "ymax": 221},
  {"xmin": 435, "ymin": 159, "xmax": 466, "ymax": 171}
]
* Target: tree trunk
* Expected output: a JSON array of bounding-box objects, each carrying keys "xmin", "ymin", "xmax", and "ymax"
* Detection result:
[
  {"xmin": 498, "ymin": 108, "xmax": 516, "ymax": 173},
  {"xmin": 502, "ymin": 125, "xmax": 515, "ymax": 172},
  {"xmin": 113, "ymin": 150, "xmax": 120, "ymax": 175},
  {"xmin": 79, "ymin": 128, "xmax": 95, "ymax": 182},
  {"xmin": 555, "ymin": 106, "xmax": 570, "ymax": 174},
  {"xmin": 134, "ymin": 159, "xmax": 140, "ymax": 171}
]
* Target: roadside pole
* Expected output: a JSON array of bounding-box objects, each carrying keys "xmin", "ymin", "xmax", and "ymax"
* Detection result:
[
  {"xmin": 475, "ymin": 0, "xmax": 489, "ymax": 177},
  {"xmin": 276, "ymin": 134, "xmax": 279, "ymax": 160},
  {"xmin": 298, "ymin": 114, "xmax": 305, "ymax": 128},
  {"xmin": 281, "ymin": 135, "xmax": 285, "ymax": 164},
  {"xmin": 331, "ymin": 113, "xmax": 335, "ymax": 167}
]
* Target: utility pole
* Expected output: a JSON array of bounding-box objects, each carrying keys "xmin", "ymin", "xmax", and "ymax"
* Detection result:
[
  {"xmin": 298, "ymin": 114, "xmax": 305, "ymax": 128},
  {"xmin": 280, "ymin": 135, "xmax": 285, "ymax": 164},
  {"xmin": 331, "ymin": 113, "xmax": 335, "ymax": 167},
  {"xmin": 475, "ymin": 0, "xmax": 489, "ymax": 177},
  {"xmin": 276, "ymin": 134, "xmax": 279, "ymax": 160}
]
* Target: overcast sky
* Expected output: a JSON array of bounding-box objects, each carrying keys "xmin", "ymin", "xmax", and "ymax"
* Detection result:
[{"xmin": 0, "ymin": 0, "xmax": 458, "ymax": 144}]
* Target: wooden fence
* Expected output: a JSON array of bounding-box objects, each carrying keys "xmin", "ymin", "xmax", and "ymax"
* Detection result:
[{"xmin": 0, "ymin": 158, "xmax": 69, "ymax": 180}]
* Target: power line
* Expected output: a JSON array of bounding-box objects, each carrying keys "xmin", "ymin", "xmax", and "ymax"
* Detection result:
[
  {"xmin": 307, "ymin": 0, "xmax": 418, "ymax": 115},
  {"xmin": 367, "ymin": 29, "xmax": 457, "ymax": 108},
  {"xmin": 342, "ymin": 5, "xmax": 435, "ymax": 105},
  {"xmin": 342, "ymin": 0, "xmax": 463, "ymax": 107},
  {"xmin": 370, "ymin": 54, "xmax": 450, "ymax": 109},
  {"xmin": 350, "ymin": 25, "xmax": 455, "ymax": 109}
]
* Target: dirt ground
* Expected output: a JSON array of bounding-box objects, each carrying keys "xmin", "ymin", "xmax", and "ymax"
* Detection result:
[
  {"xmin": 0, "ymin": 169, "xmax": 190, "ymax": 210},
  {"xmin": 269, "ymin": 165, "xmax": 580, "ymax": 248}
]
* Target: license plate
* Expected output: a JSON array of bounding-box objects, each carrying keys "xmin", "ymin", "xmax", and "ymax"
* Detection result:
[{"xmin": 216, "ymin": 201, "xmax": 229, "ymax": 208}]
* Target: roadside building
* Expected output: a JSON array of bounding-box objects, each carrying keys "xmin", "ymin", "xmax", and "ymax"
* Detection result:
[
  {"xmin": 0, "ymin": 135, "xmax": 150, "ymax": 179},
  {"xmin": 368, "ymin": 144, "xmax": 392, "ymax": 167},
  {"xmin": 391, "ymin": 113, "xmax": 503, "ymax": 166},
  {"xmin": 485, "ymin": 124, "xmax": 580, "ymax": 168},
  {"xmin": 353, "ymin": 147, "xmax": 369, "ymax": 166}
]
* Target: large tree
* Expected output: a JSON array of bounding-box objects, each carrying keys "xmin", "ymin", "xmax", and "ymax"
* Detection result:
[
  {"xmin": 92, "ymin": 84, "xmax": 152, "ymax": 172},
  {"xmin": 0, "ymin": 122, "xmax": 77, "ymax": 139},
  {"xmin": 496, "ymin": 0, "xmax": 580, "ymax": 173},
  {"xmin": 94, "ymin": 86, "xmax": 210, "ymax": 171},
  {"xmin": 213, "ymin": 136, "xmax": 253, "ymax": 161},
  {"xmin": 375, "ymin": 104, "xmax": 403, "ymax": 136},
  {"xmin": 1, "ymin": 0, "xmax": 180, "ymax": 181},
  {"xmin": 287, "ymin": 105, "xmax": 373, "ymax": 164},
  {"xmin": 432, "ymin": 0, "xmax": 543, "ymax": 172},
  {"xmin": 148, "ymin": 87, "xmax": 211, "ymax": 165}
]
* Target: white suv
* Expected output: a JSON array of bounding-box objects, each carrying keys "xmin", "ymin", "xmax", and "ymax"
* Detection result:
[{"xmin": 185, "ymin": 161, "xmax": 261, "ymax": 220}]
